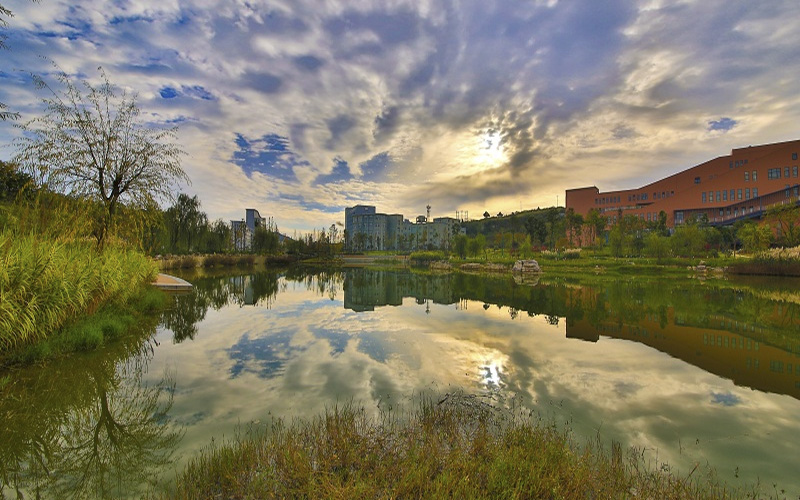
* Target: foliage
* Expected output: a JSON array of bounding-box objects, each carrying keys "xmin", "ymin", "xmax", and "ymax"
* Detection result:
[
  {"xmin": 524, "ymin": 215, "xmax": 547, "ymax": 246},
  {"xmin": 252, "ymin": 226, "xmax": 280, "ymax": 255},
  {"xmin": 670, "ymin": 221, "xmax": 707, "ymax": 258},
  {"xmin": 164, "ymin": 193, "xmax": 206, "ymax": 254},
  {"xmin": 0, "ymin": 2, "xmax": 23, "ymax": 121},
  {"xmin": 170, "ymin": 394, "xmax": 743, "ymax": 499},
  {"xmin": 643, "ymin": 232, "xmax": 670, "ymax": 262},
  {"xmin": 453, "ymin": 233, "xmax": 468, "ymax": 259},
  {"xmin": 0, "ymin": 229, "xmax": 157, "ymax": 353},
  {"xmin": 408, "ymin": 250, "xmax": 447, "ymax": 264},
  {"xmin": 737, "ymin": 221, "xmax": 772, "ymax": 253},
  {"xmin": 764, "ymin": 204, "xmax": 800, "ymax": 247},
  {"xmin": 0, "ymin": 160, "xmax": 34, "ymax": 202},
  {"xmin": 729, "ymin": 246, "xmax": 800, "ymax": 277},
  {"xmin": 13, "ymin": 66, "xmax": 188, "ymax": 248}
]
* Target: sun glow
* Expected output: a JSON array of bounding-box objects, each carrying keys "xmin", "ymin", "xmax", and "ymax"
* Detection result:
[{"xmin": 475, "ymin": 131, "xmax": 506, "ymax": 169}]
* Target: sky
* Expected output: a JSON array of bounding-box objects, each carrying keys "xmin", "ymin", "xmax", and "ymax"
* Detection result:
[{"xmin": 1, "ymin": 0, "xmax": 799, "ymax": 233}]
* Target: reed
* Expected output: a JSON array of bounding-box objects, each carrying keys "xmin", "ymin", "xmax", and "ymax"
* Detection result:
[
  {"xmin": 168, "ymin": 393, "xmax": 759, "ymax": 499},
  {"xmin": 0, "ymin": 229, "xmax": 157, "ymax": 353}
]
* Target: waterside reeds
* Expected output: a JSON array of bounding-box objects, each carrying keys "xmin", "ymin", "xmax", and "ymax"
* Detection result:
[
  {"xmin": 169, "ymin": 394, "xmax": 757, "ymax": 499},
  {"xmin": 728, "ymin": 246, "xmax": 800, "ymax": 276},
  {"xmin": 0, "ymin": 230, "xmax": 157, "ymax": 353}
]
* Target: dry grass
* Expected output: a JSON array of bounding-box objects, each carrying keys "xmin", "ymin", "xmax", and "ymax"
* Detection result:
[{"xmin": 166, "ymin": 393, "xmax": 761, "ymax": 499}]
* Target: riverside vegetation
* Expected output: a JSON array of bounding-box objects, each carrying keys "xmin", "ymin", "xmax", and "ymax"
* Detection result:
[
  {"xmin": 167, "ymin": 393, "xmax": 766, "ymax": 499},
  {"xmin": 0, "ymin": 193, "xmax": 164, "ymax": 365}
]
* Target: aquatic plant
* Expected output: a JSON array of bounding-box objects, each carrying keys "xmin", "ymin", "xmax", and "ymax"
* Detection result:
[{"xmin": 169, "ymin": 393, "xmax": 756, "ymax": 499}]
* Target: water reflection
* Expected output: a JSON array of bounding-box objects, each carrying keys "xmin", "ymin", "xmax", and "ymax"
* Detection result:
[
  {"xmin": 0, "ymin": 320, "xmax": 182, "ymax": 499},
  {"xmin": 25, "ymin": 266, "xmax": 791, "ymax": 496},
  {"xmin": 162, "ymin": 268, "xmax": 800, "ymax": 401}
]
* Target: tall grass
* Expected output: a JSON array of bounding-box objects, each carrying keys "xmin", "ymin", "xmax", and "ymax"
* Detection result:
[
  {"xmin": 169, "ymin": 393, "xmax": 757, "ymax": 499},
  {"xmin": 729, "ymin": 246, "xmax": 800, "ymax": 276},
  {"xmin": 0, "ymin": 229, "xmax": 157, "ymax": 352}
]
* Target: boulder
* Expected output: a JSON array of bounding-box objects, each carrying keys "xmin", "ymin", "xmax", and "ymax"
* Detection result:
[{"xmin": 512, "ymin": 259, "xmax": 541, "ymax": 274}]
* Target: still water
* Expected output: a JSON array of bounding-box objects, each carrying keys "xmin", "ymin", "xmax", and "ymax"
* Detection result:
[{"xmin": 2, "ymin": 268, "xmax": 800, "ymax": 497}]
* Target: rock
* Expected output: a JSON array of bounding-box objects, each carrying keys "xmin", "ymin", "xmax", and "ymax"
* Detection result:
[{"xmin": 512, "ymin": 259, "xmax": 541, "ymax": 274}]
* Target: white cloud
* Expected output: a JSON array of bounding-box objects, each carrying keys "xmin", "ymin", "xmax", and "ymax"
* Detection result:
[{"xmin": 2, "ymin": 0, "xmax": 799, "ymax": 231}]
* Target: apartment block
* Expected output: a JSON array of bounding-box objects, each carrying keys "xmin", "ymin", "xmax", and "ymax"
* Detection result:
[{"xmin": 345, "ymin": 205, "xmax": 462, "ymax": 251}]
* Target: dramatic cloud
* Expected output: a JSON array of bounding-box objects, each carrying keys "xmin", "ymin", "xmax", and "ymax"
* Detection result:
[{"xmin": 1, "ymin": 0, "xmax": 799, "ymax": 231}]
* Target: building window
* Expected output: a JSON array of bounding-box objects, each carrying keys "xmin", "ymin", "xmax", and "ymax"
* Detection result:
[
  {"xmin": 729, "ymin": 161, "xmax": 734, "ymax": 168},
  {"xmin": 745, "ymin": 188, "xmax": 750, "ymax": 200},
  {"xmin": 793, "ymin": 153, "xmax": 798, "ymax": 161},
  {"xmin": 768, "ymin": 168, "xmax": 781, "ymax": 179},
  {"xmin": 722, "ymin": 190, "xmax": 727, "ymax": 201},
  {"xmin": 753, "ymin": 188, "xmax": 758, "ymax": 198},
  {"xmin": 701, "ymin": 192, "xmax": 707, "ymax": 203},
  {"xmin": 694, "ymin": 176, "xmax": 701, "ymax": 184},
  {"xmin": 729, "ymin": 189, "xmax": 735, "ymax": 200},
  {"xmin": 716, "ymin": 191, "xmax": 721, "ymax": 202},
  {"xmin": 744, "ymin": 171, "xmax": 749, "ymax": 181},
  {"xmin": 737, "ymin": 189, "xmax": 743, "ymax": 200},
  {"xmin": 752, "ymin": 170, "xmax": 757, "ymax": 181},
  {"xmin": 794, "ymin": 166, "xmax": 798, "ymax": 178}
]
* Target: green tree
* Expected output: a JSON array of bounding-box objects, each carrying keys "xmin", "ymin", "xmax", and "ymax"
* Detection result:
[
  {"xmin": 13, "ymin": 67, "xmax": 187, "ymax": 248},
  {"xmin": 765, "ymin": 204, "xmax": 800, "ymax": 247},
  {"xmin": 644, "ymin": 232, "xmax": 670, "ymax": 262},
  {"xmin": 164, "ymin": 194, "xmax": 206, "ymax": 253},
  {"xmin": 671, "ymin": 220, "xmax": 705, "ymax": 257},
  {"xmin": 253, "ymin": 226, "xmax": 280, "ymax": 255},
  {"xmin": 738, "ymin": 221, "xmax": 772, "ymax": 253},
  {"xmin": 0, "ymin": 160, "xmax": 33, "ymax": 202},
  {"xmin": 204, "ymin": 218, "xmax": 232, "ymax": 254},
  {"xmin": 524, "ymin": 216, "xmax": 547, "ymax": 246},
  {"xmin": 585, "ymin": 208, "xmax": 607, "ymax": 248},
  {"xmin": 545, "ymin": 208, "xmax": 561, "ymax": 249},
  {"xmin": 454, "ymin": 234, "xmax": 468, "ymax": 259},
  {"xmin": 565, "ymin": 208, "xmax": 584, "ymax": 247}
]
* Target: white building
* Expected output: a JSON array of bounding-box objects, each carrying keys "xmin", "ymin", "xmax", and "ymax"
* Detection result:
[
  {"xmin": 231, "ymin": 208, "xmax": 267, "ymax": 250},
  {"xmin": 345, "ymin": 205, "xmax": 463, "ymax": 252}
]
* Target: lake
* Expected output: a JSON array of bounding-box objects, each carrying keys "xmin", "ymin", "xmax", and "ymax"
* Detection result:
[{"xmin": 2, "ymin": 267, "xmax": 800, "ymax": 497}]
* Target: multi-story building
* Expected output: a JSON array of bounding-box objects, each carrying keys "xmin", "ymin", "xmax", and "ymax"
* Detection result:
[
  {"xmin": 231, "ymin": 208, "xmax": 267, "ymax": 250},
  {"xmin": 345, "ymin": 205, "xmax": 462, "ymax": 251},
  {"xmin": 566, "ymin": 139, "xmax": 800, "ymax": 228}
]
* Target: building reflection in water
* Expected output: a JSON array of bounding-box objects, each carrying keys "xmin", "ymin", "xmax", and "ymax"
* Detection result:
[{"xmin": 342, "ymin": 269, "xmax": 800, "ymax": 401}]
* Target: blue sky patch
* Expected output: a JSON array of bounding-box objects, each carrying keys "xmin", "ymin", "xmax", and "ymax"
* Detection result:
[
  {"xmin": 708, "ymin": 117, "xmax": 737, "ymax": 132},
  {"xmin": 160, "ymin": 86, "xmax": 179, "ymax": 99},
  {"xmin": 711, "ymin": 391, "xmax": 741, "ymax": 407},
  {"xmin": 232, "ymin": 133, "xmax": 308, "ymax": 182},
  {"xmin": 360, "ymin": 151, "xmax": 393, "ymax": 181},
  {"xmin": 314, "ymin": 157, "xmax": 353, "ymax": 185}
]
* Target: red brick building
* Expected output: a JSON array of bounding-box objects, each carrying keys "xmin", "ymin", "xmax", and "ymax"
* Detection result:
[{"xmin": 566, "ymin": 139, "xmax": 800, "ymax": 228}]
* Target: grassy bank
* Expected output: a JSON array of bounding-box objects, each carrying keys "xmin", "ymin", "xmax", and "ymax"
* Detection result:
[
  {"xmin": 158, "ymin": 253, "xmax": 296, "ymax": 270},
  {"xmin": 0, "ymin": 229, "xmax": 159, "ymax": 360},
  {"xmin": 728, "ymin": 246, "xmax": 800, "ymax": 276},
  {"xmin": 168, "ymin": 394, "xmax": 757, "ymax": 499}
]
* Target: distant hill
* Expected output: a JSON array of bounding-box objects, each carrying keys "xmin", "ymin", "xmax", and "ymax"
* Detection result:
[{"xmin": 461, "ymin": 207, "xmax": 563, "ymax": 237}]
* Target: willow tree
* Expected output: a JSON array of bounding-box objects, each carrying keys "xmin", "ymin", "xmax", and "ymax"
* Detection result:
[{"xmin": 13, "ymin": 67, "xmax": 187, "ymax": 248}]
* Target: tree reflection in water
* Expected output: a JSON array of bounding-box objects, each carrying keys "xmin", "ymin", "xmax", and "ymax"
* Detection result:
[
  {"xmin": 0, "ymin": 326, "xmax": 182, "ymax": 499},
  {"xmin": 161, "ymin": 268, "xmax": 343, "ymax": 343}
]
